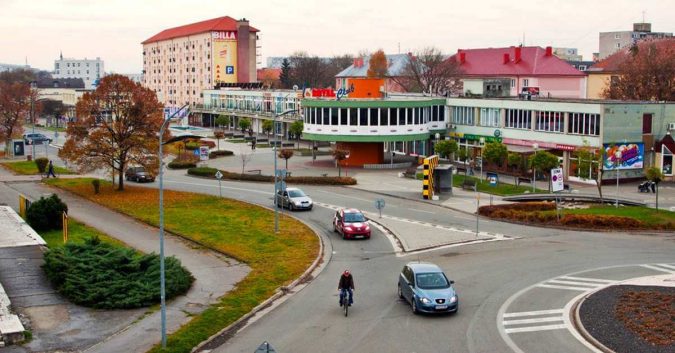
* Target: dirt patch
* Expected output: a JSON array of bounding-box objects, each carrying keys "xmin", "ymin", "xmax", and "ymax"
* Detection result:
[
  {"xmin": 616, "ymin": 289, "xmax": 675, "ymax": 346},
  {"xmin": 23, "ymin": 305, "xmax": 69, "ymax": 331}
]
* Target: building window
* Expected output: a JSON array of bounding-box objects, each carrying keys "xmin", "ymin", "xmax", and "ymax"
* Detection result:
[
  {"xmin": 369, "ymin": 108, "xmax": 378, "ymax": 126},
  {"xmin": 568, "ymin": 113, "xmax": 600, "ymax": 136},
  {"xmin": 615, "ymin": 43, "xmax": 621, "ymax": 49},
  {"xmin": 505, "ymin": 109, "xmax": 532, "ymax": 129},
  {"xmin": 479, "ymin": 108, "xmax": 500, "ymax": 127},
  {"xmin": 578, "ymin": 65, "xmax": 587, "ymax": 71},
  {"xmin": 349, "ymin": 108, "xmax": 358, "ymax": 126},
  {"xmin": 535, "ymin": 111, "xmax": 564, "ymax": 133},
  {"xmin": 359, "ymin": 108, "xmax": 368, "ymax": 126},
  {"xmin": 390, "ymin": 108, "xmax": 398, "ymax": 126},
  {"xmin": 523, "ymin": 79, "xmax": 529, "ymax": 87},
  {"xmin": 510, "ymin": 79, "xmax": 515, "ymax": 88},
  {"xmin": 614, "ymin": 33, "xmax": 621, "ymax": 39},
  {"xmin": 339, "ymin": 108, "xmax": 347, "ymax": 125},
  {"xmin": 333, "ymin": 108, "xmax": 340, "ymax": 125},
  {"xmin": 452, "ymin": 106, "xmax": 475, "ymax": 125},
  {"xmin": 380, "ymin": 108, "xmax": 388, "ymax": 126}
]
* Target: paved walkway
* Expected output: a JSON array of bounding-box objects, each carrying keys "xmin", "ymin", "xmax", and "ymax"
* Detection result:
[{"xmin": 0, "ymin": 167, "xmax": 250, "ymax": 352}]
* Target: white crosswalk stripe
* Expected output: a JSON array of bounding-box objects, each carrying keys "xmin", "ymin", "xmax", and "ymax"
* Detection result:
[
  {"xmin": 502, "ymin": 309, "xmax": 566, "ymax": 334},
  {"xmin": 641, "ymin": 264, "xmax": 675, "ymax": 273},
  {"xmin": 535, "ymin": 275, "xmax": 616, "ymax": 292}
]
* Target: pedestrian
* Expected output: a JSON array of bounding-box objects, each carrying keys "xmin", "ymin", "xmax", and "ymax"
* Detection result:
[
  {"xmin": 251, "ymin": 139, "xmax": 256, "ymax": 151},
  {"xmin": 47, "ymin": 160, "xmax": 56, "ymax": 178}
]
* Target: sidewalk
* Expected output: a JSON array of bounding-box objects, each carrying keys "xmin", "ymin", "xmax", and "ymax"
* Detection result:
[{"xmin": 1, "ymin": 179, "xmax": 250, "ymax": 353}]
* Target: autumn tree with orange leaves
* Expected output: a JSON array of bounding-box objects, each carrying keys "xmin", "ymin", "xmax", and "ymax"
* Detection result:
[
  {"xmin": 59, "ymin": 75, "xmax": 165, "ymax": 191},
  {"xmin": 602, "ymin": 40, "xmax": 675, "ymax": 101},
  {"xmin": 367, "ymin": 50, "xmax": 388, "ymax": 78},
  {"xmin": 0, "ymin": 81, "xmax": 33, "ymax": 153}
]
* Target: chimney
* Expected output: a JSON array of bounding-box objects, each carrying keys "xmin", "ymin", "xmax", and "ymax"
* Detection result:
[
  {"xmin": 459, "ymin": 51, "xmax": 466, "ymax": 64},
  {"xmin": 503, "ymin": 53, "xmax": 510, "ymax": 64},
  {"xmin": 545, "ymin": 46, "xmax": 553, "ymax": 57},
  {"xmin": 353, "ymin": 58, "xmax": 359, "ymax": 67},
  {"xmin": 514, "ymin": 46, "xmax": 522, "ymax": 63}
]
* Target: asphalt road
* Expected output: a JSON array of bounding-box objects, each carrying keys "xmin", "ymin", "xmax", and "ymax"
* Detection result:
[{"xmin": 141, "ymin": 170, "xmax": 674, "ymax": 353}]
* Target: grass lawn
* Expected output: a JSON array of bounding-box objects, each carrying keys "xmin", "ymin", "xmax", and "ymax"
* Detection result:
[
  {"xmin": 563, "ymin": 205, "xmax": 675, "ymax": 228},
  {"xmin": 1, "ymin": 161, "xmax": 74, "ymax": 175},
  {"xmin": 45, "ymin": 178, "xmax": 319, "ymax": 353},
  {"xmin": 39, "ymin": 217, "xmax": 130, "ymax": 249},
  {"xmin": 416, "ymin": 172, "xmax": 547, "ymax": 196}
]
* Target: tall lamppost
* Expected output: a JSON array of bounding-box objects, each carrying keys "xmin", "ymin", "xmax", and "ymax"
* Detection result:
[
  {"xmin": 532, "ymin": 143, "xmax": 539, "ymax": 193},
  {"xmin": 479, "ymin": 137, "xmax": 485, "ymax": 182},
  {"xmin": 158, "ymin": 103, "xmax": 189, "ymax": 348},
  {"xmin": 614, "ymin": 150, "xmax": 622, "ymax": 208},
  {"xmin": 29, "ymin": 81, "xmax": 37, "ymax": 159},
  {"xmin": 273, "ymin": 109, "xmax": 298, "ymax": 233}
]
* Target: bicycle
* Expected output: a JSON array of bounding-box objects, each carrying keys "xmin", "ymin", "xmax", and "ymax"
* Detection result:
[{"xmin": 339, "ymin": 288, "xmax": 351, "ymax": 317}]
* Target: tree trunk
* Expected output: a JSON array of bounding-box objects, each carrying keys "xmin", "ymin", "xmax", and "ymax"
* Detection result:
[
  {"xmin": 117, "ymin": 165, "xmax": 124, "ymax": 191},
  {"xmin": 285, "ymin": 159, "xmax": 288, "ymax": 170},
  {"xmin": 656, "ymin": 183, "xmax": 659, "ymax": 211}
]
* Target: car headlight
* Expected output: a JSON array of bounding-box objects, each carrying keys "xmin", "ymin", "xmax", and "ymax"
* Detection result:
[
  {"xmin": 420, "ymin": 297, "xmax": 432, "ymax": 305},
  {"xmin": 294, "ymin": 201, "xmax": 302, "ymax": 206},
  {"xmin": 450, "ymin": 295, "xmax": 457, "ymax": 303},
  {"xmin": 344, "ymin": 226, "xmax": 353, "ymax": 231},
  {"xmin": 364, "ymin": 225, "xmax": 370, "ymax": 230}
]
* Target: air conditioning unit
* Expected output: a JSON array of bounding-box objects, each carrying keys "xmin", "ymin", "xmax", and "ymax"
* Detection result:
[{"xmin": 668, "ymin": 122, "xmax": 675, "ymax": 131}]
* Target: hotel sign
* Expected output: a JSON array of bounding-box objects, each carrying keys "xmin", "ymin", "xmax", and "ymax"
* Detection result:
[{"xmin": 449, "ymin": 132, "xmax": 502, "ymax": 143}]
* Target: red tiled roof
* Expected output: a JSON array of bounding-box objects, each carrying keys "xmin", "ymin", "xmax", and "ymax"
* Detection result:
[
  {"xmin": 451, "ymin": 46, "xmax": 585, "ymax": 77},
  {"xmin": 590, "ymin": 38, "xmax": 675, "ymax": 73},
  {"xmin": 257, "ymin": 68, "xmax": 281, "ymax": 80},
  {"xmin": 142, "ymin": 16, "xmax": 258, "ymax": 44}
]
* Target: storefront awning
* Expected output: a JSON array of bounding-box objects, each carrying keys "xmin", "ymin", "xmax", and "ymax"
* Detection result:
[{"xmin": 506, "ymin": 145, "xmax": 550, "ymax": 153}]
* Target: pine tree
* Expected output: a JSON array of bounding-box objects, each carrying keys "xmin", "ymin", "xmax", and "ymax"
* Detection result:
[{"xmin": 280, "ymin": 58, "xmax": 292, "ymax": 88}]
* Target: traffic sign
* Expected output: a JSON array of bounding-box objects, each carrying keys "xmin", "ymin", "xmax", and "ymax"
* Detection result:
[
  {"xmin": 551, "ymin": 168, "xmax": 564, "ymax": 192},
  {"xmin": 489, "ymin": 175, "xmax": 497, "ymax": 186},
  {"xmin": 255, "ymin": 341, "xmax": 277, "ymax": 353},
  {"xmin": 374, "ymin": 198, "xmax": 385, "ymax": 210},
  {"xmin": 215, "ymin": 170, "xmax": 223, "ymax": 180}
]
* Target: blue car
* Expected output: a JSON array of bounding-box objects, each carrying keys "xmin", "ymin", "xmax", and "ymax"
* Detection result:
[{"xmin": 398, "ymin": 262, "xmax": 458, "ymax": 314}]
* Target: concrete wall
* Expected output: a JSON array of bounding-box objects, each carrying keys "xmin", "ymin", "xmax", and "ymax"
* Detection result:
[{"xmin": 586, "ymin": 73, "xmax": 611, "ymax": 99}]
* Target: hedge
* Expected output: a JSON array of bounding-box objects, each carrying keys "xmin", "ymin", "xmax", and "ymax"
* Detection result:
[
  {"xmin": 209, "ymin": 150, "xmax": 234, "ymax": 158},
  {"xmin": 188, "ymin": 167, "xmax": 357, "ymax": 185},
  {"xmin": 168, "ymin": 160, "xmax": 197, "ymax": 169}
]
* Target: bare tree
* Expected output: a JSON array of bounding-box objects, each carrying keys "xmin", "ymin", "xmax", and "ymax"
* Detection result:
[
  {"xmin": 278, "ymin": 148, "xmax": 294, "ymax": 170},
  {"xmin": 239, "ymin": 146, "xmax": 253, "ymax": 174},
  {"xmin": 332, "ymin": 148, "xmax": 350, "ymax": 177},
  {"xmin": 392, "ymin": 47, "xmax": 463, "ymax": 95}
]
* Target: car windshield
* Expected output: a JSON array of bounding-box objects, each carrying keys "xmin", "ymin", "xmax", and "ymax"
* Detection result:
[
  {"xmin": 134, "ymin": 168, "xmax": 146, "ymax": 173},
  {"xmin": 288, "ymin": 190, "xmax": 306, "ymax": 198},
  {"xmin": 415, "ymin": 272, "xmax": 450, "ymax": 289},
  {"xmin": 344, "ymin": 212, "xmax": 365, "ymax": 223}
]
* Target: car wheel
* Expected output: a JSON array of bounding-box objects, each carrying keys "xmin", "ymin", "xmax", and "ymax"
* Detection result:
[
  {"xmin": 397, "ymin": 284, "xmax": 404, "ymax": 299},
  {"xmin": 289, "ymin": 204, "xmax": 294, "ymax": 211},
  {"xmin": 412, "ymin": 298, "xmax": 419, "ymax": 314},
  {"xmin": 333, "ymin": 223, "xmax": 338, "ymax": 233}
]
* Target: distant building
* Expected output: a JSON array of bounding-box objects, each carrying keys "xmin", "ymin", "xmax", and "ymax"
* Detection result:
[
  {"xmin": 141, "ymin": 16, "xmax": 259, "ymax": 109},
  {"xmin": 599, "ymin": 22, "xmax": 672, "ymax": 59},
  {"xmin": 0, "ymin": 63, "xmax": 35, "ymax": 72},
  {"xmin": 53, "ymin": 53, "xmax": 104, "ymax": 90},
  {"xmin": 35, "ymin": 77, "xmax": 86, "ymax": 120},
  {"xmin": 121, "ymin": 73, "xmax": 143, "ymax": 84},
  {"xmin": 265, "ymin": 56, "xmax": 331, "ymax": 69},
  {"xmin": 452, "ymin": 46, "xmax": 587, "ymax": 98},
  {"xmin": 335, "ymin": 54, "xmax": 410, "ymax": 94},
  {"xmin": 553, "ymin": 47, "xmax": 583, "ymax": 61},
  {"xmin": 566, "ymin": 60, "xmax": 596, "ymax": 72}
]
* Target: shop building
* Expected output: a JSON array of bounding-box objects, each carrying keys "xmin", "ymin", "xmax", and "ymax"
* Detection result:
[
  {"xmin": 142, "ymin": 16, "xmax": 258, "ymax": 109},
  {"xmin": 447, "ymin": 97, "xmax": 675, "ymax": 183}
]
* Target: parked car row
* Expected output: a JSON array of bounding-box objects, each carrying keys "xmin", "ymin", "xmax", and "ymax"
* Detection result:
[{"xmin": 23, "ymin": 133, "xmax": 52, "ymax": 145}]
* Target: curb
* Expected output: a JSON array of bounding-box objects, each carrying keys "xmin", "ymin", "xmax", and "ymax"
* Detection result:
[
  {"xmin": 571, "ymin": 289, "xmax": 616, "ymax": 353},
  {"xmin": 346, "ymin": 186, "xmax": 478, "ymax": 217},
  {"xmin": 191, "ymin": 210, "xmax": 331, "ymax": 352}
]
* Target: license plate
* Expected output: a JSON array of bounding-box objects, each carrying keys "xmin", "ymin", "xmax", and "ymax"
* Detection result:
[
  {"xmin": 354, "ymin": 235, "xmax": 363, "ymax": 238},
  {"xmin": 436, "ymin": 305, "xmax": 448, "ymax": 310}
]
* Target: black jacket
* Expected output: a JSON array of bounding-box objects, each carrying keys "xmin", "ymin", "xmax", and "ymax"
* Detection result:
[{"xmin": 338, "ymin": 274, "xmax": 354, "ymax": 290}]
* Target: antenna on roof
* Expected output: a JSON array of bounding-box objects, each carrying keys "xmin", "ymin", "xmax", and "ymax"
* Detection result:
[{"xmin": 398, "ymin": 42, "xmax": 401, "ymax": 54}]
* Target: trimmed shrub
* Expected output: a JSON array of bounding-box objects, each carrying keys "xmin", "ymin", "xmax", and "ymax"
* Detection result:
[
  {"xmin": 26, "ymin": 194, "xmax": 68, "ymax": 231},
  {"xmin": 187, "ymin": 167, "xmax": 357, "ymax": 185},
  {"xmin": 168, "ymin": 159, "xmax": 197, "ymax": 169},
  {"xmin": 35, "ymin": 158, "xmax": 49, "ymax": 173},
  {"xmin": 185, "ymin": 141, "xmax": 201, "ymax": 150},
  {"xmin": 209, "ymin": 150, "xmax": 234, "ymax": 158},
  {"xmin": 200, "ymin": 140, "xmax": 216, "ymax": 149},
  {"xmin": 43, "ymin": 237, "xmax": 194, "ymax": 309},
  {"xmin": 560, "ymin": 214, "xmax": 643, "ymax": 229}
]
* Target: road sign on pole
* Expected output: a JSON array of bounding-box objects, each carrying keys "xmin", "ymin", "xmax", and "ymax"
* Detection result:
[
  {"xmin": 551, "ymin": 168, "xmax": 564, "ymax": 192},
  {"xmin": 255, "ymin": 341, "xmax": 277, "ymax": 353},
  {"xmin": 215, "ymin": 170, "xmax": 223, "ymax": 198},
  {"xmin": 374, "ymin": 198, "xmax": 385, "ymax": 218}
]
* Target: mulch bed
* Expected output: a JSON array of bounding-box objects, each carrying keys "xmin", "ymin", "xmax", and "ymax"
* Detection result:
[{"xmin": 579, "ymin": 285, "xmax": 675, "ymax": 353}]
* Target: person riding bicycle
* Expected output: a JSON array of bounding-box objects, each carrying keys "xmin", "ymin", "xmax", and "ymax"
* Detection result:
[{"xmin": 338, "ymin": 270, "xmax": 354, "ymax": 307}]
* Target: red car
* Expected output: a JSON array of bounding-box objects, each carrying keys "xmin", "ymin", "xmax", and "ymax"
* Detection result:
[{"xmin": 333, "ymin": 208, "xmax": 371, "ymax": 239}]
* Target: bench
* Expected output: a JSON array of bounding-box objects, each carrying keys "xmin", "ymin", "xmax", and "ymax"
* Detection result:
[
  {"xmin": 245, "ymin": 169, "xmax": 261, "ymax": 175},
  {"xmin": 516, "ymin": 177, "xmax": 532, "ymax": 186},
  {"xmin": 321, "ymin": 173, "xmax": 328, "ymax": 177},
  {"xmin": 462, "ymin": 178, "xmax": 477, "ymax": 191}
]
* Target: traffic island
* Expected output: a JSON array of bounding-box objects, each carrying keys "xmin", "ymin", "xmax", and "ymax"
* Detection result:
[
  {"xmin": 576, "ymin": 284, "xmax": 675, "ymax": 353},
  {"xmin": 187, "ymin": 166, "xmax": 357, "ymax": 185}
]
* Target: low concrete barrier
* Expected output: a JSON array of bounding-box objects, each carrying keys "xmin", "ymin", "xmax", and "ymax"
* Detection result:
[{"xmin": 363, "ymin": 162, "xmax": 413, "ymax": 169}]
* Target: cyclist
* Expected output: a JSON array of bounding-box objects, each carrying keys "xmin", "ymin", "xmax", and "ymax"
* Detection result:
[{"xmin": 338, "ymin": 270, "xmax": 354, "ymax": 307}]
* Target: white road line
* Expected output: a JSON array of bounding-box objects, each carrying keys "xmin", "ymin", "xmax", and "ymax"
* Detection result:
[
  {"xmin": 658, "ymin": 263, "xmax": 675, "ymax": 270},
  {"xmin": 504, "ymin": 324, "xmax": 567, "ymax": 334},
  {"xmin": 503, "ymin": 309, "xmax": 564, "ymax": 318},
  {"xmin": 408, "ymin": 209, "xmax": 435, "ymax": 214},
  {"xmin": 558, "ymin": 276, "xmax": 615, "ymax": 284},
  {"xmin": 546, "ymin": 279, "xmax": 601, "ymax": 288},
  {"xmin": 536, "ymin": 284, "xmax": 594, "ymax": 291},
  {"xmin": 641, "ymin": 264, "xmax": 675, "ymax": 273},
  {"xmin": 503, "ymin": 316, "xmax": 564, "ymax": 326}
]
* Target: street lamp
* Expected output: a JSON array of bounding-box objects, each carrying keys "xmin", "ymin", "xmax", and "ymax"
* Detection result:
[
  {"xmin": 30, "ymin": 81, "xmax": 37, "ymax": 159},
  {"xmin": 158, "ymin": 103, "xmax": 189, "ymax": 348},
  {"xmin": 532, "ymin": 143, "xmax": 539, "ymax": 193},
  {"xmin": 273, "ymin": 109, "xmax": 298, "ymax": 233},
  {"xmin": 479, "ymin": 137, "xmax": 485, "ymax": 182},
  {"xmin": 614, "ymin": 150, "xmax": 622, "ymax": 208}
]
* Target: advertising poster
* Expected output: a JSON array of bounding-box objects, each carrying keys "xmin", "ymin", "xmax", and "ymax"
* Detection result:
[
  {"xmin": 199, "ymin": 146, "xmax": 209, "ymax": 161},
  {"xmin": 212, "ymin": 31, "xmax": 237, "ymax": 84},
  {"xmin": 603, "ymin": 143, "xmax": 644, "ymax": 170},
  {"xmin": 12, "ymin": 140, "xmax": 25, "ymax": 156}
]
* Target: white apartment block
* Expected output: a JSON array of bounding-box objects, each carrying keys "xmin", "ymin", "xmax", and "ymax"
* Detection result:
[
  {"xmin": 53, "ymin": 54, "xmax": 104, "ymax": 90},
  {"xmin": 599, "ymin": 23, "xmax": 672, "ymax": 59}
]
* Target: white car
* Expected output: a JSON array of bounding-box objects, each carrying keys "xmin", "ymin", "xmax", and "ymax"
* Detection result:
[{"xmin": 275, "ymin": 187, "xmax": 313, "ymax": 211}]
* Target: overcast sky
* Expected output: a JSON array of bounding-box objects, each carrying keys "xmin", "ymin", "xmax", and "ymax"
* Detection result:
[{"xmin": 1, "ymin": 0, "xmax": 672, "ymax": 73}]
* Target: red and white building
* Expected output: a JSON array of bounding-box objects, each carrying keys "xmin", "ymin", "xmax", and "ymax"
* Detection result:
[{"xmin": 453, "ymin": 46, "xmax": 587, "ymax": 99}]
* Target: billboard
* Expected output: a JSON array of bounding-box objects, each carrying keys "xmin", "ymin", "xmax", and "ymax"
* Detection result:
[
  {"xmin": 212, "ymin": 31, "xmax": 237, "ymax": 84},
  {"xmin": 603, "ymin": 142, "xmax": 644, "ymax": 170}
]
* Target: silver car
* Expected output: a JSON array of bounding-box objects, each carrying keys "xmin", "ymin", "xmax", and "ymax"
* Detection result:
[{"xmin": 275, "ymin": 187, "xmax": 313, "ymax": 211}]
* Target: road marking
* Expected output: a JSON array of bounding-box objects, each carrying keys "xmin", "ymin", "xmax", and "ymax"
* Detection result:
[
  {"xmin": 408, "ymin": 209, "xmax": 435, "ymax": 214},
  {"xmin": 546, "ymin": 279, "xmax": 602, "ymax": 288},
  {"xmin": 657, "ymin": 263, "xmax": 675, "ymax": 270},
  {"xmin": 502, "ymin": 309, "xmax": 566, "ymax": 334},
  {"xmin": 558, "ymin": 276, "xmax": 615, "ymax": 284},
  {"xmin": 503, "ymin": 309, "xmax": 564, "ymax": 318},
  {"xmin": 536, "ymin": 283, "xmax": 594, "ymax": 291},
  {"xmin": 641, "ymin": 264, "xmax": 675, "ymax": 273}
]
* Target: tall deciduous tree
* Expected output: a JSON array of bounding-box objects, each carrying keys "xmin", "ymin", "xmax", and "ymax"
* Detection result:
[
  {"xmin": 434, "ymin": 140, "xmax": 458, "ymax": 160},
  {"xmin": 367, "ymin": 50, "xmax": 388, "ymax": 78},
  {"xmin": 602, "ymin": 40, "xmax": 675, "ymax": 101},
  {"xmin": 392, "ymin": 47, "xmax": 463, "ymax": 95},
  {"xmin": 483, "ymin": 141, "xmax": 508, "ymax": 168},
  {"xmin": 573, "ymin": 142, "xmax": 603, "ymax": 201},
  {"xmin": 215, "ymin": 114, "xmax": 230, "ymax": 130},
  {"xmin": 238, "ymin": 117, "xmax": 251, "ymax": 132},
  {"xmin": 0, "ymin": 81, "xmax": 34, "ymax": 152},
  {"xmin": 262, "ymin": 120, "xmax": 273, "ymax": 139},
  {"xmin": 289, "ymin": 120, "xmax": 304, "ymax": 149},
  {"xmin": 529, "ymin": 151, "xmax": 560, "ymax": 191},
  {"xmin": 332, "ymin": 148, "xmax": 350, "ymax": 177},
  {"xmin": 59, "ymin": 75, "xmax": 164, "ymax": 191}
]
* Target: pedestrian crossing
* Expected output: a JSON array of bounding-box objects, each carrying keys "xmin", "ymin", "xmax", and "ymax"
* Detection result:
[
  {"xmin": 535, "ymin": 275, "xmax": 616, "ymax": 291},
  {"xmin": 640, "ymin": 263, "xmax": 675, "ymax": 273},
  {"xmin": 502, "ymin": 309, "xmax": 567, "ymax": 334}
]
